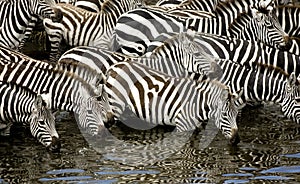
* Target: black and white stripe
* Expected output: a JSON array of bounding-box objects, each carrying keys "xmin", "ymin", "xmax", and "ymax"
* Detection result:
[
  {"xmin": 55, "ymin": 0, "xmax": 103, "ymax": 12},
  {"xmin": 44, "ymin": 0, "xmax": 142, "ymax": 61},
  {"xmin": 0, "ymin": 0, "xmax": 61, "ymax": 51},
  {"xmin": 0, "ymin": 81, "xmax": 59, "ymax": 151},
  {"xmin": 192, "ymin": 47, "xmax": 300, "ymax": 124},
  {"xmin": 0, "ymin": 53, "xmax": 104, "ymax": 136},
  {"xmin": 104, "ymin": 61, "xmax": 242, "ymax": 144},
  {"xmin": 114, "ymin": 0, "xmax": 289, "ymax": 56}
]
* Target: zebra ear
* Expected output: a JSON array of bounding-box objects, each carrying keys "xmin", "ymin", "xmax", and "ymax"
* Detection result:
[
  {"xmin": 288, "ymin": 72, "xmax": 297, "ymax": 86},
  {"xmin": 33, "ymin": 95, "xmax": 45, "ymax": 112},
  {"xmin": 220, "ymin": 88, "xmax": 229, "ymax": 101}
]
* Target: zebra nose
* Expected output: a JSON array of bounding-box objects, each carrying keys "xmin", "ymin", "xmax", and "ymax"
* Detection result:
[
  {"xmin": 229, "ymin": 128, "xmax": 240, "ymax": 146},
  {"xmin": 52, "ymin": 8, "xmax": 63, "ymax": 23},
  {"xmin": 47, "ymin": 136, "xmax": 61, "ymax": 152}
]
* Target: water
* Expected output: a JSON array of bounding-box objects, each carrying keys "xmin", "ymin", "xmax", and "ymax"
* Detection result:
[{"xmin": 0, "ymin": 103, "xmax": 300, "ymax": 183}]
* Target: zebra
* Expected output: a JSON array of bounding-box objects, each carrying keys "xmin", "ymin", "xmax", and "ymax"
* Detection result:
[
  {"xmin": 0, "ymin": 57, "xmax": 104, "ymax": 136},
  {"xmin": 54, "ymin": 30, "xmax": 298, "ymax": 139},
  {"xmin": 0, "ymin": 81, "xmax": 60, "ymax": 151},
  {"xmin": 276, "ymin": 5, "xmax": 300, "ymax": 37},
  {"xmin": 0, "ymin": 0, "xmax": 62, "ymax": 51},
  {"xmin": 59, "ymin": 31, "xmax": 222, "ymax": 82},
  {"xmin": 228, "ymin": 8, "xmax": 299, "ymax": 54},
  {"xmin": 192, "ymin": 45, "xmax": 300, "ymax": 125},
  {"xmin": 103, "ymin": 61, "xmax": 243, "ymax": 145},
  {"xmin": 143, "ymin": 31, "xmax": 300, "ymax": 82},
  {"xmin": 186, "ymin": 32, "xmax": 300, "ymax": 77},
  {"xmin": 0, "ymin": 45, "xmax": 102, "ymax": 95},
  {"xmin": 43, "ymin": 0, "xmax": 142, "ymax": 62},
  {"xmin": 113, "ymin": 0, "xmax": 290, "ymax": 56}
]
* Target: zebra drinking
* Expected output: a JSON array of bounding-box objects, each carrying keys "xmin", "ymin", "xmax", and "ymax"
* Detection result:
[
  {"xmin": 0, "ymin": 59, "xmax": 104, "ymax": 136},
  {"xmin": 103, "ymin": 61, "xmax": 243, "ymax": 145},
  {"xmin": 192, "ymin": 45, "xmax": 300, "ymax": 125},
  {"xmin": 0, "ymin": 81, "xmax": 59, "ymax": 151}
]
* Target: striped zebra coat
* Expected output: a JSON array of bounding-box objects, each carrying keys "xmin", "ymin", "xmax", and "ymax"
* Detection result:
[
  {"xmin": 104, "ymin": 61, "xmax": 243, "ymax": 145},
  {"xmin": 0, "ymin": 81, "xmax": 59, "ymax": 151},
  {"xmin": 192, "ymin": 48, "xmax": 300, "ymax": 124},
  {"xmin": 0, "ymin": 56, "xmax": 104, "ymax": 136},
  {"xmin": 145, "ymin": 31, "xmax": 300, "ymax": 79},
  {"xmin": 55, "ymin": 0, "xmax": 104, "ymax": 12},
  {"xmin": 114, "ymin": 0, "xmax": 289, "ymax": 56},
  {"xmin": 0, "ymin": 0, "xmax": 62, "ymax": 51},
  {"xmin": 43, "ymin": 0, "xmax": 142, "ymax": 61}
]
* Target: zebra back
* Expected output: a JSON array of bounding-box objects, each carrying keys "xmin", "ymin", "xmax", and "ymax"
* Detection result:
[
  {"xmin": 0, "ymin": 45, "xmax": 101, "ymax": 93},
  {"xmin": 191, "ymin": 32, "xmax": 300, "ymax": 77}
]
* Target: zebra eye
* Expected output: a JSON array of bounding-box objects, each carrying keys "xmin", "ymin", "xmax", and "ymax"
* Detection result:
[{"xmin": 39, "ymin": 120, "xmax": 45, "ymax": 125}]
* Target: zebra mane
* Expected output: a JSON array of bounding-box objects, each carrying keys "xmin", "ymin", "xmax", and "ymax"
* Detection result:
[
  {"xmin": 150, "ymin": 32, "xmax": 195, "ymax": 55},
  {"xmin": 203, "ymin": 78, "xmax": 229, "ymax": 91},
  {"xmin": 254, "ymin": 62, "xmax": 290, "ymax": 78},
  {"xmin": 0, "ymin": 62, "xmax": 97, "ymax": 95},
  {"xmin": 277, "ymin": 4, "xmax": 300, "ymax": 9},
  {"xmin": 58, "ymin": 57, "xmax": 99, "ymax": 76}
]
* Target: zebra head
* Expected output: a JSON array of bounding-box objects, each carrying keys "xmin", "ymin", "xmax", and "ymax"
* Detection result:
[
  {"xmin": 29, "ymin": 95, "xmax": 60, "ymax": 152},
  {"xmin": 212, "ymin": 86, "xmax": 244, "ymax": 145},
  {"xmin": 281, "ymin": 72, "xmax": 300, "ymax": 124},
  {"xmin": 250, "ymin": 5, "xmax": 291, "ymax": 50},
  {"xmin": 76, "ymin": 84, "xmax": 106, "ymax": 136},
  {"xmin": 30, "ymin": 0, "xmax": 63, "ymax": 22}
]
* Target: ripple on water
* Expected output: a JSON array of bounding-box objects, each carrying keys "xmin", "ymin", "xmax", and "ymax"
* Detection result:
[
  {"xmin": 281, "ymin": 153, "xmax": 300, "ymax": 158},
  {"xmin": 251, "ymin": 175, "xmax": 293, "ymax": 181},
  {"xmin": 39, "ymin": 176, "xmax": 93, "ymax": 182},
  {"xmin": 94, "ymin": 170, "xmax": 160, "ymax": 175},
  {"xmin": 223, "ymin": 179, "xmax": 249, "ymax": 184},
  {"xmin": 46, "ymin": 169, "xmax": 85, "ymax": 175},
  {"xmin": 222, "ymin": 173, "xmax": 254, "ymax": 177},
  {"xmin": 260, "ymin": 165, "xmax": 300, "ymax": 174}
]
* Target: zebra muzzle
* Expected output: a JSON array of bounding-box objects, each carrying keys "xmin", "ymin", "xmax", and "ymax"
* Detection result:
[
  {"xmin": 229, "ymin": 128, "xmax": 240, "ymax": 146},
  {"xmin": 47, "ymin": 136, "xmax": 61, "ymax": 152}
]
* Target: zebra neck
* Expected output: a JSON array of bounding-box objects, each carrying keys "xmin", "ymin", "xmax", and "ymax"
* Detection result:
[{"xmin": 193, "ymin": 81, "xmax": 220, "ymax": 121}]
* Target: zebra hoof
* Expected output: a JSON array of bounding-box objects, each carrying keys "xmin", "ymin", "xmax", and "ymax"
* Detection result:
[
  {"xmin": 47, "ymin": 136, "xmax": 61, "ymax": 152},
  {"xmin": 230, "ymin": 132, "xmax": 240, "ymax": 146}
]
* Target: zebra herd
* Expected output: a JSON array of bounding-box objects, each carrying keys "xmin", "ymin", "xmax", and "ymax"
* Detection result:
[{"xmin": 0, "ymin": 0, "xmax": 300, "ymax": 152}]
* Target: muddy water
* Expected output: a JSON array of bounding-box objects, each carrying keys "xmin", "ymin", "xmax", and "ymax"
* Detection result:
[{"xmin": 0, "ymin": 103, "xmax": 300, "ymax": 183}]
